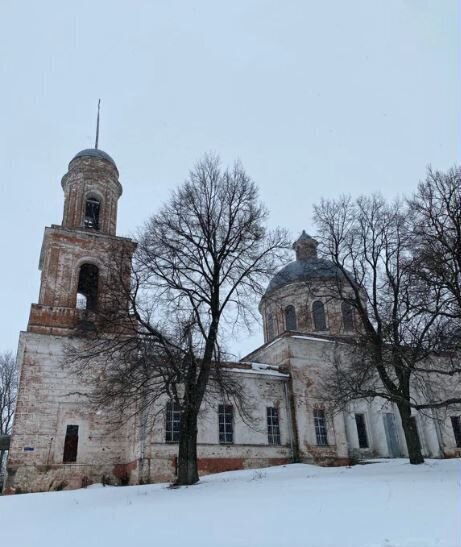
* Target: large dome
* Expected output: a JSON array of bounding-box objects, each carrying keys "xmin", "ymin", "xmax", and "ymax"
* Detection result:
[
  {"xmin": 265, "ymin": 258, "xmax": 343, "ymax": 295},
  {"xmin": 264, "ymin": 231, "xmax": 346, "ymax": 295},
  {"xmin": 72, "ymin": 148, "xmax": 117, "ymax": 168}
]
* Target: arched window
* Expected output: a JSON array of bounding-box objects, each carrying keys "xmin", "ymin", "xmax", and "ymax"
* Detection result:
[
  {"xmin": 76, "ymin": 263, "xmax": 99, "ymax": 311},
  {"xmin": 84, "ymin": 197, "xmax": 101, "ymax": 229},
  {"xmin": 285, "ymin": 305, "xmax": 297, "ymax": 331},
  {"xmin": 312, "ymin": 300, "xmax": 327, "ymax": 331},
  {"xmin": 267, "ymin": 312, "xmax": 274, "ymax": 341},
  {"xmin": 342, "ymin": 301, "xmax": 354, "ymax": 332}
]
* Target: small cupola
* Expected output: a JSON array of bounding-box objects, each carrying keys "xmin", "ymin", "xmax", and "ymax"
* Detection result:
[{"xmin": 292, "ymin": 231, "xmax": 318, "ymax": 261}]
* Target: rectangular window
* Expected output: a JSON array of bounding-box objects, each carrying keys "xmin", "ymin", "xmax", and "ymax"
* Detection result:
[
  {"xmin": 219, "ymin": 404, "xmax": 234, "ymax": 444},
  {"xmin": 451, "ymin": 416, "xmax": 461, "ymax": 448},
  {"xmin": 313, "ymin": 409, "xmax": 328, "ymax": 446},
  {"xmin": 267, "ymin": 407, "xmax": 281, "ymax": 445},
  {"xmin": 63, "ymin": 424, "xmax": 79, "ymax": 463},
  {"xmin": 165, "ymin": 402, "xmax": 182, "ymax": 443},
  {"xmin": 355, "ymin": 413, "xmax": 369, "ymax": 449}
]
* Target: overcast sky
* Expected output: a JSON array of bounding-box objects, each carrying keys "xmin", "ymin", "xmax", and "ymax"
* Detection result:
[{"xmin": 0, "ymin": 0, "xmax": 459, "ymax": 358}]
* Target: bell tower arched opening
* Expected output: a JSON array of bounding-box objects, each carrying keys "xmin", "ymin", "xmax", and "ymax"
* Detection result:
[
  {"xmin": 76, "ymin": 263, "xmax": 99, "ymax": 311},
  {"xmin": 84, "ymin": 196, "xmax": 101, "ymax": 229}
]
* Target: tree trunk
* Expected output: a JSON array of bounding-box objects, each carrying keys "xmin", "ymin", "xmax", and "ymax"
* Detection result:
[
  {"xmin": 397, "ymin": 403, "xmax": 424, "ymax": 464},
  {"xmin": 176, "ymin": 406, "xmax": 199, "ymax": 485}
]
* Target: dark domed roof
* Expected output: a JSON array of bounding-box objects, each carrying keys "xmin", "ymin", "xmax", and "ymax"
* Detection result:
[
  {"xmin": 265, "ymin": 258, "xmax": 344, "ymax": 295},
  {"xmin": 72, "ymin": 148, "xmax": 116, "ymax": 168},
  {"xmin": 264, "ymin": 230, "xmax": 354, "ymax": 296}
]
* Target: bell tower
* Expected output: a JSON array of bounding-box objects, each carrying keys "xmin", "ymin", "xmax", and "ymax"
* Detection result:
[
  {"xmin": 5, "ymin": 145, "xmax": 137, "ymax": 494},
  {"xmin": 28, "ymin": 148, "xmax": 136, "ymax": 335}
]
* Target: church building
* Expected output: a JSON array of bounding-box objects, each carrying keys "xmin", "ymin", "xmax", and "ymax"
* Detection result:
[{"xmin": 4, "ymin": 147, "xmax": 461, "ymax": 493}]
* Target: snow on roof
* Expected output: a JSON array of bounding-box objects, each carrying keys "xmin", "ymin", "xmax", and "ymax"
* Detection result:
[
  {"xmin": 224, "ymin": 367, "xmax": 289, "ymax": 379},
  {"xmin": 291, "ymin": 335, "xmax": 335, "ymax": 343},
  {"xmin": 223, "ymin": 361, "xmax": 288, "ymax": 379}
]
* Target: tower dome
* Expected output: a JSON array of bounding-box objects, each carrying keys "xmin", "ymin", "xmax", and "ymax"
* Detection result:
[
  {"xmin": 71, "ymin": 148, "xmax": 117, "ymax": 170},
  {"xmin": 260, "ymin": 231, "xmax": 359, "ymax": 342},
  {"xmin": 265, "ymin": 231, "xmax": 343, "ymax": 296}
]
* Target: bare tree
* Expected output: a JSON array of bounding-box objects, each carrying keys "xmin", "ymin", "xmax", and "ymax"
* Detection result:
[
  {"xmin": 0, "ymin": 351, "xmax": 17, "ymax": 474},
  {"xmin": 314, "ymin": 194, "xmax": 461, "ymax": 464},
  {"xmin": 68, "ymin": 154, "xmax": 289, "ymax": 485},
  {"xmin": 410, "ymin": 166, "xmax": 461, "ymax": 337}
]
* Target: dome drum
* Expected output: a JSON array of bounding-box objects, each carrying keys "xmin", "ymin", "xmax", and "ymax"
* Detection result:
[{"xmin": 261, "ymin": 231, "xmax": 359, "ymax": 341}]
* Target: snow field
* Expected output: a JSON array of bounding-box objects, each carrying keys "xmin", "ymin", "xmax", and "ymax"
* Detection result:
[{"xmin": 0, "ymin": 459, "xmax": 459, "ymax": 547}]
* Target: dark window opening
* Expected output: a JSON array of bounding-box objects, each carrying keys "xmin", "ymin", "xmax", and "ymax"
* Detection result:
[
  {"xmin": 267, "ymin": 407, "xmax": 281, "ymax": 445},
  {"xmin": 355, "ymin": 413, "xmax": 369, "ymax": 448},
  {"xmin": 451, "ymin": 416, "xmax": 461, "ymax": 448},
  {"xmin": 76, "ymin": 264, "xmax": 99, "ymax": 311},
  {"xmin": 342, "ymin": 301, "xmax": 354, "ymax": 332},
  {"xmin": 312, "ymin": 300, "xmax": 327, "ymax": 331},
  {"xmin": 314, "ymin": 408, "xmax": 328, "ymax": 446},
  {"xmin": 84, "ymin": 197, "xmax": 101, "ymax": 229},
  {"xmin": 165, "ymin": 402, "xmax": 182, "ymax": 443},
  {"xmin": 267, "ymin": 313, "xmax": 274, "ymax": 341},
  {"xmin": 219, "ymin": 404, "xmax": 234, "ymax": 444},
  {"xmin": 63, "ymin": 424, "xmax": 79, "ymax": 463},
  {"xmin": 285, "ymin": 305, "xmax": 297, "ymax": 331}
]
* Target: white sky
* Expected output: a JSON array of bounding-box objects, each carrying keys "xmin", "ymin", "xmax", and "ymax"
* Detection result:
[{"xmin": 0, "ymin": 0, "xmax": 459, "ymax": 358}]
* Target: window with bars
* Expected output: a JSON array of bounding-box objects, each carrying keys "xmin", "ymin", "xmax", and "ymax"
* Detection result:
[
  {"xmin": 165, "ymin": 402, "xmax": 182, "ymax": 443},
  {"xmin": 355, "ymin": 413, "xmax": 369, "ymax": 448},
  {"xmin": 219, "ymin": 404, "xmax": 234, "ymax": 444},
  {"xmin": 267, "ymin": 407, "xmax": 281, "ymax": 445},
  {"xmin": 451, "ymin": 416, "xmax": 461, "ymax": 448},
  {"xmin": 313, "ymin": 409, "xmax": 328, "ymax": 446},
  {"xmin": 63, "ymin": 424, "xmax": 79, "ymax": 463}
]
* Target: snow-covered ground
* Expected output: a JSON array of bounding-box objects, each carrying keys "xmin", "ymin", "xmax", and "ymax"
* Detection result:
[{"xmin": 0, "ymin": 459, "xmax": 459, "ymax": 547}]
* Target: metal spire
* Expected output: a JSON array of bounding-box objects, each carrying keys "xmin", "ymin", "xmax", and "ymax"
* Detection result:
[{"xmin": 95, "ymin": 99, "xmax": 101, "ymax": 149}]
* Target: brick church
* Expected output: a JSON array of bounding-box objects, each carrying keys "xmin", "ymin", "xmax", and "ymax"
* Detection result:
[{"xmin": 4, "ymin": 147, "xmax": 461, "ymax": 493}]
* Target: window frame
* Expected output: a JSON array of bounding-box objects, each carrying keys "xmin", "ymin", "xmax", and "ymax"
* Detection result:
[
  {"xmin": 165, "ymin": 401, "xmax": 182, "ymax": 443},
  {"xmin": 313, "ymin": 408, "xmax": 328, "ymax": 446},
  {"xmin": 218, "ymin": 404, "xmax": 234, "ymax": 444},
  {"xmin": 267, "ymin": 406, "xmax": 281, "ymax": 446}
]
